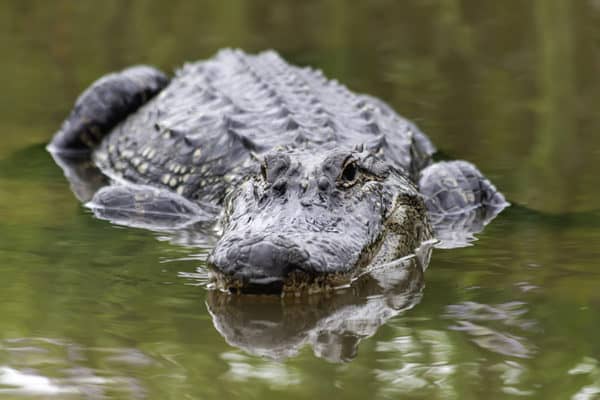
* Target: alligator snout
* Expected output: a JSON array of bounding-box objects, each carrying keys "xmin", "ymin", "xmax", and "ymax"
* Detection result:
[{"xmin": 208, "ymin": 235, "xmax": 324, "ymax": 294}]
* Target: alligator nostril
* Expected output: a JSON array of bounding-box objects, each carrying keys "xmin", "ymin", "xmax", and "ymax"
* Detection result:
[{"xmin": 317, "ymin": 176, "xmax": 330, "ymax": 191}]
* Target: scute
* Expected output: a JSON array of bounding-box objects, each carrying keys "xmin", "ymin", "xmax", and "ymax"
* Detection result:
[{"xmin": 94, "ymin": 49, "xmax": 433, "ymax": 205}]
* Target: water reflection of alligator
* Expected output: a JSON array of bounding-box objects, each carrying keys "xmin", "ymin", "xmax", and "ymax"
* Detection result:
[
  {"xmin": 48, "ymin": 49, "xmax": 507, "ymax": 294},
  {"xmin": 207, "ymin": 252, "xmax": 428, "ymax": 362}
]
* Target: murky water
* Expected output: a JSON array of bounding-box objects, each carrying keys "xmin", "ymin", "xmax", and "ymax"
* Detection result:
[{"xmin": 1, "ymin": 1, "xmax": 599, "ymax": 399}]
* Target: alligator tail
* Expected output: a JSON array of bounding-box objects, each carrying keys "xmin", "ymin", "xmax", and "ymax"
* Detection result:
[{"xmin": 48, "ymin": 65, "xmax": 169, "ymax": 155}]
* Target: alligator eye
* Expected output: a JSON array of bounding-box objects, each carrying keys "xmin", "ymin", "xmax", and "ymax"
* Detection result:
[{"xmin": 340, "ymin": 160, "xmax": 359, "ymax": 187}]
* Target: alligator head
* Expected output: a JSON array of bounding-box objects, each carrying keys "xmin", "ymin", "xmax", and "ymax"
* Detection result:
[{"xmin": 207, "ymin": 146, "xmax": 433, "ymax": 294}]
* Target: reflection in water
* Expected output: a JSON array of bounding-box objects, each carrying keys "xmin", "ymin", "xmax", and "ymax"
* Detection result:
[
  {"xmin": 569, "ymin": 357, "xmax": 600, "ymax": 400},
  {"xmin": 443, "ymin": 301, "xmax": 536, "ymax": 359},
  {"xmin": 374, "ymin": 330, "xmax": 535, "ymax": 397},
  {"xmin": 221, "ymin": 352, "xmax": 301, "ymax": 386},
  {"xmin": 207, "ymin": 253, "xmax": 428, "ymax": 362},
  {"xmin": 375, "ymin": 329, "xmax": 457, "ymax": 396},
  {"xmin": 0, "ymin": 367, "xmax": 77, "ymax": 396},
  {"xmin": 429, "ymin": 204, "xmax": 507, "ymax": 249},
  {"xmin": 0, "ymin": 338, "xmax": 151, "ymax": 398},
  {"xmin": 48, "ymin": 151, "xmax": 108, "ymax": 204},
  {"xmin": 449, "ymin": 321, "xmax": 532, "ymax": 359}
]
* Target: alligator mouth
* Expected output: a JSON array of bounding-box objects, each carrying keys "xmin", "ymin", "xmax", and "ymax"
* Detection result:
[
  {"xmin": 206, "ymin": 230, "xmax": 366, "ymax": 295},
  {"xmin": 208, "ymin": 222, "xmax": 400, "ymax": 297},
  {"xmin": 207, "ymin": 233, "xmax": 390, "ymax": 296},
  {"xmin": 207, "ymin": 269, "xmax": 356, "ymax": 296}
]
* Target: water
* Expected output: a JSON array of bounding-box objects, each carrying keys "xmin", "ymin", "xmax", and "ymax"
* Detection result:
[{"xmin": 1, "ymin": 1, "xmax": 599, "ymax": 398}]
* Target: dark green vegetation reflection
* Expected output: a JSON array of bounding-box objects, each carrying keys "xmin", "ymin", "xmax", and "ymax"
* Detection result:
[{"xmin": 1, "ymin": 1, "xmax": 599, "ymax": 399}]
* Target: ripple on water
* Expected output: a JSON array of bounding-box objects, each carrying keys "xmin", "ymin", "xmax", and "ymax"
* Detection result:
[
  {"xmin": 443, "ymin": 301, "xmax": 536, "ymax": 359},
  {"xmin": 0, "ymin": 337, "xmax": 160, "ymax": 398}
]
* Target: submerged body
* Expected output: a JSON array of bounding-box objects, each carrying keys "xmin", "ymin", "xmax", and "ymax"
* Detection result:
[{"xmin": 49, "ymin": 49, "xmax": 507, "ymax": 293}]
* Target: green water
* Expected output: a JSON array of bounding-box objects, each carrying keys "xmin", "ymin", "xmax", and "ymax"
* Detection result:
[{"xmin": 1, "ymin": 1, "xmax": 599, "ymax": 399}]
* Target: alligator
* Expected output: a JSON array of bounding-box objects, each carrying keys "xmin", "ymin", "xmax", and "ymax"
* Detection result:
[{"xmin": 48, "ymin": 49, "xmax": 508, "ymax": 294}]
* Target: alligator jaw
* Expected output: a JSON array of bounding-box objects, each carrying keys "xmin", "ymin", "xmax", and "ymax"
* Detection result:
[
  {"xmin": 207, "ymin": 226, "xmax": 403, "ymax": 296},
  {"xmin": 208, "ymin": 269, "xmax": 356, "ymax": 296}
]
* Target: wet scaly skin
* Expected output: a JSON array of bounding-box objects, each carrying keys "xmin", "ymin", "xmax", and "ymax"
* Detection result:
[{"xmin": 49, "ymin": 49, "xmax": 507, "ymax": 294}]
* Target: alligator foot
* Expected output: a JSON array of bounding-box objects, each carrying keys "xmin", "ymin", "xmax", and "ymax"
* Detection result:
[{"xmin": 419, "ymin": 160, "xmax": 509, "ymax": 247}]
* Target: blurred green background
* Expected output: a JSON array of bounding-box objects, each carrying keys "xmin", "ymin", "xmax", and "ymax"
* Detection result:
[{"xmin": 0, "ymin": 1, "xmax": 599, "ymax": 399}]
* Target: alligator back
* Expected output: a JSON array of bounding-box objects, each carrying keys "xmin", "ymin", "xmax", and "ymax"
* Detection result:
[{"xmin": 95, "ymin": 49, "xmax": 433, "ymax": 205}]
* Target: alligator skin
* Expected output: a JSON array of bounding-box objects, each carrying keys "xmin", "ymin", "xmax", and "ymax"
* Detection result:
[
  {"xmin": 49, "ymin": 49, "xmax": 508, "ymax": 293},
  {"xmin": 86, "ymin": 50, "xmax": 434, "ymax": 205}
]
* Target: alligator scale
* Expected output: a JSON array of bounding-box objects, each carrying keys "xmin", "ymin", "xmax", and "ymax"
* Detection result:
[{"xmin": 49, "ymin": 49, "xmax": 507, "ymax": 294}]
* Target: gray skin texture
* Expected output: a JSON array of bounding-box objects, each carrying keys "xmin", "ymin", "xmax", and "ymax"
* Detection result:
[{"xmin": 49, "ymin": 49, "xmax": 507, "ymax": 294}]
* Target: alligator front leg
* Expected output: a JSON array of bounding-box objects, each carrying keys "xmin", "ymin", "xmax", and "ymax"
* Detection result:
[
  {"xmin": 88, "ymin": 184, "xmax": 219, "ymax": 230},
  {"xmin": 418, "ymin": 160, "xmax": 508, "ymax": 248},
  {"xmin": 49, "ymin": 65, "xmax": 168, "ymax": 154}
]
